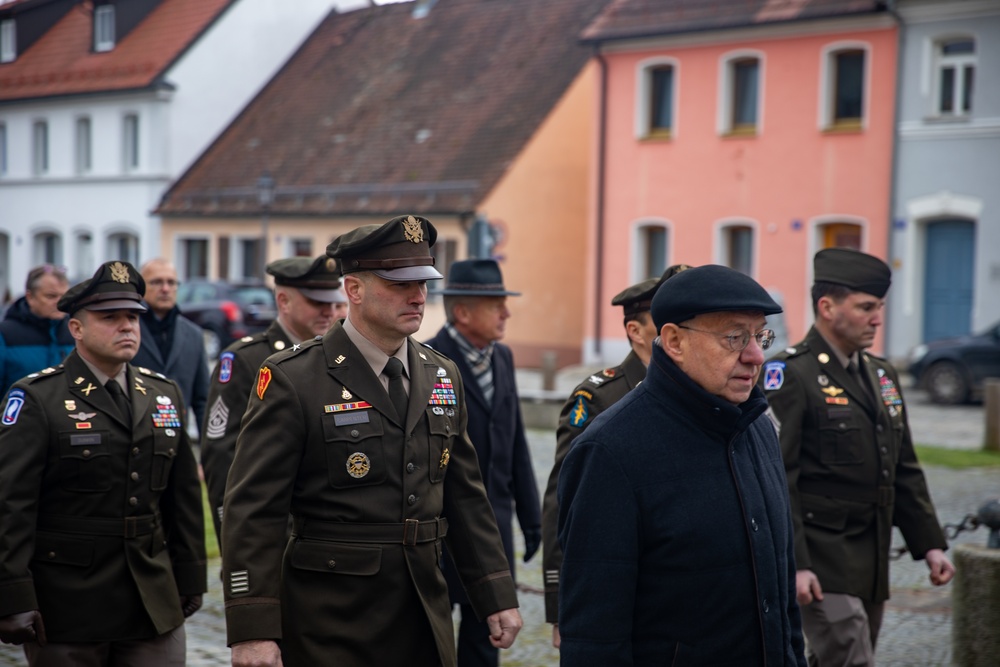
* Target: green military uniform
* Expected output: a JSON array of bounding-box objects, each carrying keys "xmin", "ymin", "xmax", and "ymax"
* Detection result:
[
  {"xmin": 762, "ymin": 327, "xmax": 946, "ymax": 603},
  {"xmin": 201, "ymin": 321, "xmax": 292, "ymax": 542},
  {"xmin": 200, "ymin": 254, "xmax": 342, "ymax": 544},
  {"xmin": 539, "ymin": 264, "xmax": 690, "ymax": 624},
  {"xmin": 221, "ymin": 217, "xmax": 517, "ymax": 666},
  {"xmin": 0, "ymin": 262, "xmax": 206, "ymax": 645}
]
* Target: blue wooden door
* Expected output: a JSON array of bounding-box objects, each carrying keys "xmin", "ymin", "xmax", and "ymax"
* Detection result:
[{"xmin": 923, "ymin": 219, "xmax": 975, "ymax": 342}]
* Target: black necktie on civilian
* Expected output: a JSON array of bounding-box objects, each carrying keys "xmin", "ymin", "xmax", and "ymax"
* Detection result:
[
  {"xmin": 106, "ymin": 379, "xmax": 132, "ymax": 427},
  {"xmin": 383, "ymin": 357, "xmax": 408, "ymax": 424}
]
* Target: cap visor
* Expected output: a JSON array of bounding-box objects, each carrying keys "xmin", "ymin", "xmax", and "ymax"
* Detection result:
[
  {"xmin": 298, "ymin": 287, "xmax": 348, "ymax": 303},
  {"xmin": 372, "ymin": 266, "xmax": 444, "ymax": 282},
  {"xmin": 84, "ymin": 299, "xmax": 148, "ymax": 312}
]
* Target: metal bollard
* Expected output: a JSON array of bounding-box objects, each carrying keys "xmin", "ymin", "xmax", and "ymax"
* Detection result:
[
  {"xmin": 984, "ymin": 378, "xmax": 1000, "ymax": 452},
  {"xmin": 541, "ymin": 351, "xmax": 557, "ymax": 392}
]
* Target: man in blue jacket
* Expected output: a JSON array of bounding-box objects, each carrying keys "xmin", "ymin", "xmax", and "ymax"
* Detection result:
[
  {"xmin": 558, "ymin": 265, "xmax": 806, "ymax": 666},
  {"xmin": 0, "ymin": 265, "xmax": 74, "ymax": 395},
  {"xmin": 425, "ymin": 259, "xmax": 541, "ymax": 667}
]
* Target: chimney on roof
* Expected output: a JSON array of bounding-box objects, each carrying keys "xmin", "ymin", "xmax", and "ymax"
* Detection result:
[{"xmin": 412, "ymin": 0, "xmax": 438, "ymax": 20}]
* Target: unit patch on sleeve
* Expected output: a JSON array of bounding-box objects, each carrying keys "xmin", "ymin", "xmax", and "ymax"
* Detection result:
[
  {"xmin": 256, "ymin": 367, "xmax": 272, "ymax": 400},
  {"xmin": 2, "ymin": 389, "xmax": 25, "ymax": 426},
  {"xmin": 763, "ymin": 361, "xmax": 785, "ymax": 390},
  {"xmin": 569, "ymin": 395, "xmax": 589, "ymax": 428},
  {"xmin": 218, "ymin": 352, "xmax": 235, "ymax": 384}
]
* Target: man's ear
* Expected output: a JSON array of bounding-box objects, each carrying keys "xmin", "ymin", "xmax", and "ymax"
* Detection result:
[
  {"xmin": 343, "ymin": 275, "xmax": 364, "ymax": 305},
  {"xmin": 658, "ymin": 323, "xmax": 684, "ymax": 362},
  {"xmin": 816, "ymin": 295, "xmax": 835, "ymax": 322},
  {"xmin": 68, "ymin": 317, "xmax": 84, "ymax": 342},
  {"xmin": 625, "ymin": 319, "xmax": 643, "ymax": 346}
]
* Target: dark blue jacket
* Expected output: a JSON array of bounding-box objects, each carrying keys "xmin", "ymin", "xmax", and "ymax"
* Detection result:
[
  {"xmin": 0, "ymin": 297, "xmax": 74, "ymax": 395},
  {"xmin": 558, "ymin": 344, "xmax": 806, "ymax": 666},
  {"xmin": 424, "ymin": 329, "xmax": 541, "ymax": 601}
]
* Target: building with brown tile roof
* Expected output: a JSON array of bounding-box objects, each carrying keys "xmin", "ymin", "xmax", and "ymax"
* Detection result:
[{"xmin": 157, "ymin": 0, "xmax": 612, "ymax": 367}]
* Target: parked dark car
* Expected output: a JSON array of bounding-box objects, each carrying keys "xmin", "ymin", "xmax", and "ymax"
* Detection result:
[
  {"xmin": 176, "ymin": 280, "xmax": 276, "ymax": 358},
  {"xmin": 908, "ymin": 321, "xmax": 1000, "ymax": 404}
]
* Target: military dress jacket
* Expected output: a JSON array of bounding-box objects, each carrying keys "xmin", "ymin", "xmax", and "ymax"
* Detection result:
[
  {"xmin": 540, "ymin": 350, "xmax": 645, "ymax": 623},
  {"xmin": 0, "ymin": 350, "xmax": 207, "ymax": 642},
  {"xmin": 424, "ymin": 329, "xmax": 541, "ymax": 605},
  {"xmin": 221, "ymin": 322, "xmax": 518, "ymax": 666},
  {"xmin": 762, "ymin": 327, "xmax": 947, "ymax": 603},
  {"xmin": 200, "ymin": 320, "xmax": 292, "ymax": 543}
]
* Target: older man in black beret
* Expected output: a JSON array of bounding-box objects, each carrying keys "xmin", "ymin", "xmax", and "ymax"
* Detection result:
[
  {"xmin": 0, "ymin": 261, "xmax": 206, "ymax": 666},
  {"xmin": 762, "ymin": 248, "xmax": 952, "ymax": 666},
  {"xmin": 221, "ymin": 217, "xmax": 521, "ymax": 667},
  {"xmin": 558, "ymin": 264, "xmax": 806, "ymax": 666}
]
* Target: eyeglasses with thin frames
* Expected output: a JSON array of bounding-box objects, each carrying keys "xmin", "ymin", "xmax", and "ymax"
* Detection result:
[{"xmin": 677, "ymin": 325, "xmax": 775, "ymax": 352}]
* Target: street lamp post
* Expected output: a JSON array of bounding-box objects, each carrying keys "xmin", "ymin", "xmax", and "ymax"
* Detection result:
[{"xmin": 256, "ymin": 171, "xmax": 275, "ymax": 280}]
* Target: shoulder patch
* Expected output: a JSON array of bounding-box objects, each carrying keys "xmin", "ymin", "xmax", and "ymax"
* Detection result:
[
  {"xmin": 256, "ymin": 367, "xmax": 272, "ymax": 400},
  {"xmin": 2, "ymin": 389, "xmax": 26, "ymax": 426},
  {"xmin": 763, "ymin": 361, "xmax": 785, "ymax": 391},
  {"xmin": 568, "ymin": 395, "xmax": 590, "ymax": 428},
  {"xmin": 218, "ymin": 352, "xmax": 235, "ymax": 384}
]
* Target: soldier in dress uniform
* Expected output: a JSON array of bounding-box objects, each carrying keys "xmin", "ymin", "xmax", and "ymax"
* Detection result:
[
  {"xmin": 540, "ymin": 263, "xmax": 689, "ymax": 647},
  {"xmin": 762, "ymin": 248, "xmax": 953, "ymax": 666},
  {"xmin": 221, "ymin": 216, "xmax": 521, "ymax": 667},
  {"xmin": 0, "ymin": 261, "xmax": 207, "ymax": 666},
  {"xmin": 200, "ymin": 254, "xmax": 347, "ymax": 547}
]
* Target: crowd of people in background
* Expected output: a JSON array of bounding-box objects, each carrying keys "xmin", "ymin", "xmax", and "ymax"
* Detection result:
[{"xmin": 0, "ymin": 214, "xmax": 955, "ymax": 667}]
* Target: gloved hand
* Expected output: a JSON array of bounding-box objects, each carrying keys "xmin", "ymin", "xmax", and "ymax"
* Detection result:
[
  {"xmin": 0, "ymin": 610, "xmax": 46, "ymax": 646},
  {"xmin": 522, "ymin": 527, "xmax": 541, "ymax": 563},
  {"xmin": 180, "ymin": 595, "xmax": 203, "ymax": 618}
]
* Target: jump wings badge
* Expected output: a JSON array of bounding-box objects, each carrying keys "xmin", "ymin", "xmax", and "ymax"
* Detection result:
[
  {"xmin": 347, "ymin": 452, "xmax": 371, "ymax": 479},
  {"xmin": 402, "ymin": 215, "xmax": 423, "ymax": 243},
  {"xmin": 110, "ymin": 261, "xmax": 130, "ymax": 283}
]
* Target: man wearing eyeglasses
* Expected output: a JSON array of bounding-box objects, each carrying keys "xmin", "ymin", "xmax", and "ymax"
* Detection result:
[
  {"xmin": 761, "ymin": 249, "xmax": 951, "ymax": 666},
  {"xmin": 558, "ymin": 265, "xmax": 806, "ymax": 666},
  {"xmin": 132, "ymin": 259, "xmax": 209, "ymax": 434}
]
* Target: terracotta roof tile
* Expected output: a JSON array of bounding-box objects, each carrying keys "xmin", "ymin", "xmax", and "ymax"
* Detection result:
[
  {"xmin": 158, "ymin": 0, "xmax": 611, "ymax": 217},
  {"xmin": 0, "ymin": 0, "xmax": 233, "ymax": 101},
  {"xmin": 581, "ymin": 0, "xmax": 885, "ymax": 42}
]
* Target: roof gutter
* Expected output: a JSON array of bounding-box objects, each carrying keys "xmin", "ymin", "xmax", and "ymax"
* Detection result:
[{"xmin": 592, "ymin": 43, "xmax": 608, "ymax": 359}]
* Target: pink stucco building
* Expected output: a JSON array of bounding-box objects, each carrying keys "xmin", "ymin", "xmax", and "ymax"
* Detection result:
[{"xmin": 581, "ymin": 1, "xmax": 898, "ymax": 362}]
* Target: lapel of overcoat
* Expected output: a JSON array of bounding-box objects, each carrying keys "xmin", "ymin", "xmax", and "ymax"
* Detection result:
[{"xmin": 129, "ymin": 366, "xmax": 154, "ymax": 431}]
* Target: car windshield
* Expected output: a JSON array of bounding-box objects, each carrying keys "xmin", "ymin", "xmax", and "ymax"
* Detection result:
[{"xmin": 232, "ymin": 286, "xmax": 274, "ymax": 307}]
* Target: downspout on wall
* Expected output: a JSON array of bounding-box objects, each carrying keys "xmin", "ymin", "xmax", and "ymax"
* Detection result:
[
  {"xmin": 885, "ymin": 0, "xmax": 904, "ymax": 359},
  {"xmin": 593, "ymin": 44, "xmax": 608, "ymax": 359}
]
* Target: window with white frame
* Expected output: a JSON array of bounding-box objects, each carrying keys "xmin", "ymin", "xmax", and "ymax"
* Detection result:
[
  {"xmin": 720, "ymin": 224, "xmax": 755, "ymax": 276},
  {"xmin": 721, "ymin": 56, "xmax": 761, "ymax": 135},
  {"xmin": 637, "ymin": 224, "xmax": 669, "ymax": 279},
  {"xmin": 76, "ymin": 117, "xmax": 92, "ymax": 174},
  {"xmin": 239, "ymin": 238, "xmax": 263, "ymax": 280},
  {"xmin": 181, "ymin": 239, "xmax": 209, "ymax": 279},
  {"xmin": 32, "ymin": 120, "xmax": 48, "ymax": 176},
  {"xmin": 827, "ymin": 48, "xmax": 865, "ymax": 128},
  {"xmin": 107, "ymin": 232, "xmax": 139, "ymax": 265},
  {"xmin": 33, "ymin": 232, "xmax": 63, "ymax": 266},
  {"xmin": 94, "ymin": 4, "xmax": 115, "ymax": 52},
  {"xmin": 75, "ymin": 232, "xmax": 94, "ymax": 279},
  {"xmin": 0, "ymin": 18, "xmax": 15, "ymax": 63},
  {"xmin": 639, "ymin": 62, "xmax": 676, "ymax": 138},
  {"xmin": 935, "ymin": 38, "xmax": 975, "ymax": 116},
  {"xmin": 290, "ymin": 238, "xmax": 312, "ymax": 257},
  {"xmin": 0, "ymin": 122, "xmax": 7, "ymax": 176},
  {"xmin": 122, "ymin": 113, "xmax": 139, "ymax": 171}
]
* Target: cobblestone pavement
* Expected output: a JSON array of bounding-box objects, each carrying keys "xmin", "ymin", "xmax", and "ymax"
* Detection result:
[{"xmin": 2, "ymin": 389, "xmax": 995, "ymax": 666}]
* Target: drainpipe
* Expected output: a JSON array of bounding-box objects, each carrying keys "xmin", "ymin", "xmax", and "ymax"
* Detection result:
[
  {"xmin": 885, "ymin": 0, "xmax": 904, "ymax": 359},
  {"xmin": 593, "ymin": 45, "xmax": 608, "ymax": 360}
]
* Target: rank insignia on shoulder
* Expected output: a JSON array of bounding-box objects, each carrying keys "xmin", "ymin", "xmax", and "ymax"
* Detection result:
[
  {"xmin": 821, "ymin": 386, "xmax": 844, "ymax": 397},
  {"xmin": 763, "ymin": 361, "xmax": 785, "ymax": 390},
  {"xmin": 347, "ymin": 452, "xmax": 371, "ymax": 479},
  {"xmin": 569, "ymin": 395, "xmax": 589, "ymax": 428},
  {"xmin": 2, "ymin": 389, "xmax": 25, "ymax": 426},
  {"xmin": 218, "ymin": 352, "xmax": 235, "ymax": 384},
  {"xmin": 587, "ymin": 375, "xmax": 604, "ymax": 386},
  {"xmin": 256, "ymin": 367, "xmax": 272, "ymax": 400},
  {"xmin": 439, "ymin": 448, "xmax": 450, "ymax": 469}
]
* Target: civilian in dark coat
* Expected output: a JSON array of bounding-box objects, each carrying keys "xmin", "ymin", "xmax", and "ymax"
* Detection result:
[
  {"xmin": 425, "ymin": 258, "xmax": 541, "ymax": 667},
  {"xmin": 132, "ymin": 259, "xmax": 209, "ymax": 430},
  {"xmin": 558, "ymin": 265, "xmax": 806, "ymax": 666}
]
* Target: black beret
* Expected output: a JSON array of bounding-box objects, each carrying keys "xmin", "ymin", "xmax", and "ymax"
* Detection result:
[
  {"xmin": 813, "ymin": 248, "xmax": 891, "ymax": 298},
  {"xmin": 58, "ymin": 261, "xmax": 147, "ymax": 316},
  {"xmin": 267, "ymin": 256, "xmax": 346, "ymax": 303},
  {"xmin": 326, "ymin": 215, "xmax": 443, "ymax": 282},
  {"xmin": 611, "ymin": 264, "xmax": 693, "ymax": 318},
  {"xmin": 651, "ymin": 264, "xmax": 781, "ymax": 330}
]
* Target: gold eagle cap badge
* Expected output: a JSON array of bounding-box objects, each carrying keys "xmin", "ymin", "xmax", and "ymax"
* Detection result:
[
  {"xmin": 402, "ymin": 215, "xmax": 423, "ymax": 244},
  {"xmin": 110, "ymin": 262, "xmax": 130, "ymax": 284}
]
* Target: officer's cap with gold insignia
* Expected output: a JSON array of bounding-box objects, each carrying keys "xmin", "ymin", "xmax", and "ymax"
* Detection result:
[
  {"xmin": 611, "ymin": 264, "xmax": 692, "ymax": 318},
  {"xmin": 57, "ymin": 261, "xmax": 147, "ymax": 315},
  {"xmin": 267, "ymin": 256, "xmax": 347, "ymax": 304},
  {"xmin": 326, "ymin": 215, "xmax": 443, "ymax": 282},
  {"xmin": 651, "ymin": 264, "xmax": 781, "ymax": 329},
  {"xmin": 814, "ymin": 248, "xmax": 891, "ymax": 298}
]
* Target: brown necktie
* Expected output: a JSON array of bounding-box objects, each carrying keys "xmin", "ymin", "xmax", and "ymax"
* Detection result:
[
  {"xmin": 383, "ymin": 357, "xmax": 408, "ymax": 424},
  {"xmin": 105, "ymin": 379, "xmax": 132, "ymax": 426}
]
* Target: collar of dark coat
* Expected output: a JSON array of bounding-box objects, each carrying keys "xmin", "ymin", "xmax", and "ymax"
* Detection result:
[{"xmin": 646, "ymin": 344, "xmax": 768, "ymax": 440}]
